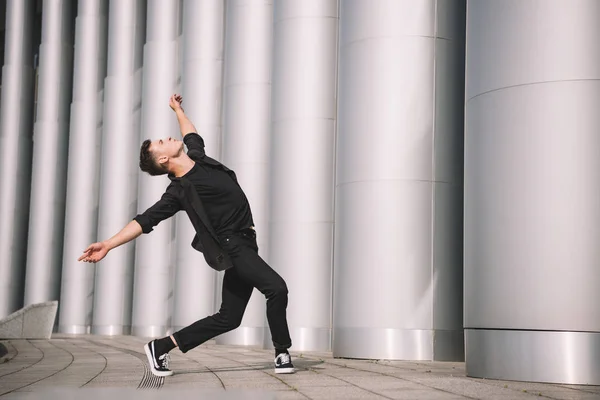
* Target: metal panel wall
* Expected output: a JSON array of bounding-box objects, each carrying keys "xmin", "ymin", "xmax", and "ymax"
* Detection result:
[
  {"xmin": 464, "ymin": 0, "xmax": 600, "ymax": 384},
  {"xmin": 24, "ymin": 0, "xmax": 75, "ymax": 306},
  {"xmin": 217, "ymin": 0, "xmax": 273, "ymax": 346},
  {"xmin": 333, "ymin": 0, "xmax": 465, "ymax": 360},
  {"xmin": 92, "ymin": 0, "xmax": 146, "ymax": 335},
  {"xmin": 0, "ymin": 0, "xmax": 36, "ymax": 318},
  {"xmin": 172, "ymin": 0, "xmax": 224, "ymax": 332},
  {"xmin": 131, "ymin": 0, "xmax": 180, "ymax": 338},
  {"xmin": 268, "ymin": 0, "xmax": 338, "ymax": 352},
  {"xmin": 59, "ymin": 0, "xmax": 108, "ymax": 334}
]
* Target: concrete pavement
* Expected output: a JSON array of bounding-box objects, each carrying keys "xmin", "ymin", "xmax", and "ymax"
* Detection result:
[{"xmin": 1, "ymin": 335, "xmax": 599, "ymax": 399}]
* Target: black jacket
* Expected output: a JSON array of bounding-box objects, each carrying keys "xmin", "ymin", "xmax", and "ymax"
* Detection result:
[{"xmin": 134, "ymin": 133, "xmax": 238, "ymax": 271}]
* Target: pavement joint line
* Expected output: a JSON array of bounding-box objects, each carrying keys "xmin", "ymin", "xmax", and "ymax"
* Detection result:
[
  {"xmin": 0, "ymin": 339, "xmax": 44, "ymax": 379},
  {"xmin": 84, "ymin": 338, "xmax": 165, "ymax": 389},
  {"xmin": 0, "ymin": 339, "xmax": 75, "ymax": 396},
  {"xmin": 313, "ymin": 358, "xmax": 477, "ymax": 400},
  {"xmin": 371, "ymin": 359, "xmax": 583, "ymax": 400},
  {"xmin": 304, "ymin": 366, "xmax": 395, "ymax": 400},
  {"xmin": 65, "ymin": 339, "xmax": 109, "ymax": 387},
  {"xmin": 200, "ymin": 345, "xmax": 311, "ymax": 398}
]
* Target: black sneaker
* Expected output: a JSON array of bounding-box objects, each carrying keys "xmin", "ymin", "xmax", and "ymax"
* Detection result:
[
  {"xmin": 274, "ymin": 352, "xmax": 295, "ymax": 374},
  {"xmin": 144, "ymin": 340, "xmax": 173, "ymax": 377}
]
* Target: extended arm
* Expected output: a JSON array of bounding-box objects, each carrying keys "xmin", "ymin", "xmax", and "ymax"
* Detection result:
[
  {"xmin": 169, "ymin": 94, "xmax": 197, "ymax": 138},
  {"xmin": 78, "ymin": 220, "xmax": 142, "ymax": 263},
  {"xmin": 78, "ymin": 191, "xmax": 181, "ymax": 264}
]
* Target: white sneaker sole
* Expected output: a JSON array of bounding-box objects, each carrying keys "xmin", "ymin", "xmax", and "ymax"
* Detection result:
[
  {"xmin": 144, "ymin": 343, "xmax": 173, "ymax": 377},
  {"xmin": 275, "ymin": 367, "xmax": 295, "ymax": 374}
]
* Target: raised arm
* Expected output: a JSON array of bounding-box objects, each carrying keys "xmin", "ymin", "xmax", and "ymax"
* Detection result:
[
  {"xmin": 169, "ymin": 94, "xmax": 197, "ymax": 138},
  {"xmin": 78, "ymin": 220, "xmax": 142, "ymax": 263}
]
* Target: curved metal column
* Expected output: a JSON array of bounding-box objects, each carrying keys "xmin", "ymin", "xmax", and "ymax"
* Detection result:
[
  {"xmin": 24, "ymin": 0, "xmax": 75, "ymax": 306},
  {"xmin": 171, "ymin": 0, "xmax": 224, "ymax": 333},
  {"xmin": 92, "ymin": 0, "xmax": 146, "ymax": 336},
  {"xmin": 0, "ymin": 0, "xmax": 36, "ymax": 317},
  {"xmin": 131, "ymin": 0, "xmax": 180, "ymax": 339},
  {"xmin": 267, "ymin": 0, "xmax": 338, "ymax": 352},
  {"xmin": 465, "ymin": 0, "xmax": 600, "ymax": 384},
  {"xmin": 59, "ymin": 0, "xmax": 108, "ymax": 334},
  {"xmin": 333, "ymin": 0, "xmax": 466, "ymax": 360},
  {"xmin": 217, "ymin": 0, "xmax": 272, "ymax": 346}
]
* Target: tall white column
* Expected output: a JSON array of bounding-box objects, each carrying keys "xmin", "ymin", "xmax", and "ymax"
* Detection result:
[
  {"xmin": 268, "ymin": 0, "xmax": 338, "ymax": 352},
  {"xmin": 58, "ymin": 0, "xmax": 108, "ymax": 334},
  {"xmin": 217, "ymin": 0, "xmax": 273, "ymax": 346},
  {"xmin": 465, "ymin": 0, "xmax": 600, "ymax": 385},
  {"xmin": 92, "ymin": 0, "xmax": 146, "ymax": 335},
  {"xmin": 0, "ymin": 0, "xmax": 36, "ymax": 317},
  {"xmin": 24, "ymin": 0, "xmax": 75, "ymax": 306},
  {"xmin": 132, "ymin": 0, "xmax": 180, "ymax": 338},
  {"xmin": 333, "ymin": 0, "xmax": 466, "ymax": 360},
  {"xmin": 172, "ymin": 0, "xmax": 224, "ymax": 332}
]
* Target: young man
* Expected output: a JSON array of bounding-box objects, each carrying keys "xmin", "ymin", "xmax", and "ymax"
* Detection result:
[{"xmin": 78, "ymin": 94, "xmax": 294, "ymax": 377}]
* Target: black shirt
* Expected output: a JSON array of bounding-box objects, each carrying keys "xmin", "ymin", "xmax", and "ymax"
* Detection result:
[
  {"xmin": 182, "ymin": 161, "xmax": 254, "ymax": 238},
  {"xmin": 134, "ymin": 133, "xmax": 254, "ymax": 246}
]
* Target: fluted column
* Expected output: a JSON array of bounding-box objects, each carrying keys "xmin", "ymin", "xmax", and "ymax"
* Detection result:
[
  {"xmin": 58, "ymin": 0, "xmax": 108, "ymax": 334},
  {"xmin": 132, "ymin": 0, "xmax": 180, "ymax": 338},
  {"xmin": 172, "ymin": 0, "xmax": 224, "ymax": 332},
  {"xmin": 268, "ymin": 0, "xmax": 338, "ymax": 351},
  {"xmin": 24, "ymin": 0, "xmax": 75, "ymax": 306},
  {"xmin": 465, "ymin": 0, "xmax": 600, "ymax": 384},
  {"xmin": 92, "ymin": 0, "xmax": 146, "ymax": 335},
  {"xmin": 217, "ymin": 0, "xmax": 273, "ymax": 346},
  {"xmin": 333, "ymin": 0, "xmax": 466, "ymax": 360},
  {"xmin": 0, "ymin": 0, "xmax": 36, "ymax": 317}
]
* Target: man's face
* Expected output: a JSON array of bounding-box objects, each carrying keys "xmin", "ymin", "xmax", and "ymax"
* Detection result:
[{"xmin": 150, "ymin": 137, "xmax": 184, "ymax": 164}]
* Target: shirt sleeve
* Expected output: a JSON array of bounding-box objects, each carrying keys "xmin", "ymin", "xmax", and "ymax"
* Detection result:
[
  {"xmin": 183, "ymin": 132, "xmax": 206, "ymax": 158},
  {"xmin": 133, "ymin": 191, "xmax": 181, "ymax": 234}
]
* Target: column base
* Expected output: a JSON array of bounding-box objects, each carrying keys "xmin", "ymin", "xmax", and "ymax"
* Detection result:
[
  {"xmin": 91, "ymin": 325, "xmax": 131, "ymax": 335},
  {"xmin": 216, "ymin": 327, "xmax": 266, "ymax": 347},
  {"xmin": 58, "ymin": 324, "xmax": 90, "ymax": 334},
  {"xmin": 131, "ymin": 325, "xmax": 167, "ymax": 338},
  {"xmin": 466, "ymin": 329, "xmax": 600, "ymax": 385},
  {"xmin": 263, "ymin": 327, "xmax": 331, "ymax": 352},
  {"xmin": 333, "ymin": 328, "xmax": 464, "ymax": 361}
]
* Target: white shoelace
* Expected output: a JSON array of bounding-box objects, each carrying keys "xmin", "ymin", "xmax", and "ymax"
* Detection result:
[
  {"xmin": 276, "ymin": 353, "xmax": 290, "ymax": 365},
  {"xmin": 158, "ymin": 353, "xmax": 170, "ymax": 369}
]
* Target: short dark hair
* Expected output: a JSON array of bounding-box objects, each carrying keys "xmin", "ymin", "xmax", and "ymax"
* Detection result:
[{"xmin": 139, "ymin": 139, "xmax": 168, "ymax": 176}]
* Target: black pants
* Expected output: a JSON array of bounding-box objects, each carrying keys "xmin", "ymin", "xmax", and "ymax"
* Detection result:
[{"xmin": 172, "ymin": 232, "xmax": 292, "ymax": 353}]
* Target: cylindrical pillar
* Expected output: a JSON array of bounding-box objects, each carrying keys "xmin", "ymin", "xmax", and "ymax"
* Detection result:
[
  {"xmin": 132, "ymin": 0, "xmax": 180, "ymax": 338},
  {"xmin": 58, "ymin": 0, "xmax": 108, "ymax": 334},
  {"xmin": 217, "ymin": 0, "xmax": 273, "ymax": 346},
  {"xmin": 267, "ymin": 0, "xmax": 338, "ymax": 352},
  {"xmin": 92, "ymin": 0, "xmax": 146, "ymax": 336},
  {"xmin": 465, "ymin": 0, "xmax": 600, "ymax": 385},
  {"xmin": 172, "ymin": 0, "xmax": 224, "ymax": 333},
  {"xmin": 24, "ymin": 0, "xmax": 75, "ymax": 307},
  {"xmin": 0, "ymin": 0, "xmax": 36, "ymax": 317},
  {"xmin": 333, "ymin": 0, "xmax": 466, "ymax": 360}
]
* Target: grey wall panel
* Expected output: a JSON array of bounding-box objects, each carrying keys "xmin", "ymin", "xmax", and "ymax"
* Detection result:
[
  {"xmin": 132, "ymin": 0, "xmax": 180, "ymax": 339},
  {"xmin": 333, "ymin": 0, "xmax": 465, "ymax": 360},
  {"xmin": 24, "ymin": 0, "xmax": 75, "ymax": 306},
  {"xmin": 465, "ymin": 0, "xmax": 600, "ymax": 383},
  {"xmin": 92, "ymin": 0, "xmax": 146, "ymax": 336},
  {"xmin": 268, "ymin": 0, "xmax": 338, "ymax": 352},
  {"xmin": 464, "ymin": 0, "xmax": 600, "ymax": 333},
  {"xmin": 171, "ymin": 0, "xmax": 224, "ymax": 332},
  {"xmin": 0, "ymin": 0, "xmax": 36, "ymax": 318},
  {"xmin": 217, "ymin": 0, "xmax": 272, "ymax": 346},
  {"xmin": 59, "ymin": 0, "xmax": 108, "ymax": 334}
]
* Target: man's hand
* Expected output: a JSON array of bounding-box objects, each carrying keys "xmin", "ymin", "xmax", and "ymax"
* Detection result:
[
  {"xmin": 78, "ymin": 242, "xmax": 110, "ymax": 263},
  {"xmin": 169, "ymin": 94, "xmax": 184, "ymax": 112}
]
